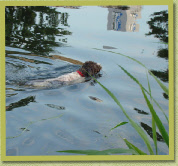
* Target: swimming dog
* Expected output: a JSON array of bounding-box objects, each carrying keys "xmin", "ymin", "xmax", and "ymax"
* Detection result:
[{"xmin": 25, "ymin": 61, "xmax": 102, "ymax": 88}]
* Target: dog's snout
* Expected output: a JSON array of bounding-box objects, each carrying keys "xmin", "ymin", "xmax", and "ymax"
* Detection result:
[
  {"xmin": 97, "ymin": 63, "xmax": 102, "ymax": 69},
  {"xmin": 97, "ymin": 63, "xmax": 101, "ymax": 66}
]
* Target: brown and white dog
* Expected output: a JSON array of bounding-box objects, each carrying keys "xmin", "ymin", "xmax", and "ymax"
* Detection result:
[{"xmin": 26, "ymin": 61, "xmax": 102, "ymax": 88}]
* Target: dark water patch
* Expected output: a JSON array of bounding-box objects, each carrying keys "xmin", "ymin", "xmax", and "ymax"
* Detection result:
[
  {"xmin": 6, "ymin": 50, "xmax": 41, "ymax": 56},
  {"xmin": 20, "ymin": 128, "xmax": 30, "ymax": 132},
  {"xmin": 134, "ymin": 108, "xmax": 149, "ymax": 115},
  {"xmin": 146, "ymin": 10, "xmax": 168, "ymax": 43},
  {"xmin": 6, "ymin": 87, "xmax": 25, "ymax": 91},
  {"xmin": 45, "ymin": 104, "xmax": 65, "ymax": 110},
  {"xmin": 163, "ymin": 92, "xmax": 169, "ymax": 100},
  {"xmin": 93, "ymin": 130, "xmax": 101, "ymax": 134},
  {"xmin": 54, "ymin": 64, "xmax": 80, "ymax": 71},
  {"xmin": 6, "ymin": 54, "xmax": 52, "ymax": 65},
  {"xmin": 103, "ymin": 45, "xmax": 117, "ymax": 49},
  {"xmin": 6, "ymin": 61, "xmax": 26, "ymax": 69},
  {"xmin": 140, "ymin": 122, "xmax": 164, "ymax": 142},
  {"xmin": 157, "ymin": 48, "xmax": 168, "ymax": 60},
  {"xmin": 151, "ymin": 69, "xmax": 168, "ymax": 83},
  {"xmin": 6, "ymin": 61, "xmax": 30, "ymax": 85},
  {"xmin": 89, "ymin": 96, "xmax": 103, "ymax": 102},
  {"xmin": 6, "ymin": 61, "xmax": 35, "ymax": 70},
  {"xmin": 6, "ymin": 96, "xmax": 36, "ymax": 111},
  {"xmin": 6, "ymin": 93, "xmax": 18, "ymax": 97}
]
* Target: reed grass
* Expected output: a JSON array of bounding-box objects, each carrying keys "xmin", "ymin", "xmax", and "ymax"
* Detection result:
[
  {"xmin": 118, "ymin": 65, "xmax": 169, "ymax": 123},
  {"xmin": 57, "ymin": 51, "xmax": 169, "ymax": 155},
  {"xmin": 93, "ymin": 48, "xmax": 169, "ymax": 96},
  {"xmin": 146, "ymin": 72, "xmax": 158, "ymax": 154},
  {"xmin": 57, "ymin": 148, "xmax": 137, "ymax": 155}
]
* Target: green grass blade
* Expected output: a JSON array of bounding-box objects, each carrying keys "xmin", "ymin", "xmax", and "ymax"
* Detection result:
[
  {"xmin": 139, "ymin": 84, "xmax": 169, "ymax": 147},
  {"xmin": 110, "ymin": 122, "xmax": 128, "ymax": 131},
  {"xmin": 147, "ymin": 72, "xmax": 158, "ymax": 154},
  {"xmin": 148, "ymin": 70, "xmax": 169, "ymax": 95},
  {"xmin": 146, "ymin": 72, "xmax": 152, "ymax": 97},
  {"xmin": 123, "ymin": 138, "xmax": 147, "ymax": 155},
  {"xmin": 152, "ymin": 117, "xmax": 158, "ymax": 154},
  {"xmin": 57, "ymin": 148, "xmax": 137, "ymax": 155},
  {"xmin": 119, "ymin": 65, "xmax": 169, "ymax": 146},
  {"xmin": 88, "ymin": 75, "xmax": 154, "ymax": 155},
  {"xmin": 93, "ymin": 48, "xmax": 168, "ymax": 95},
  {"xmin": 150, "ymin": 97, "xmax": 169, "ymax": 123},
  {"xmin": 118, "ymin": 65, "xmax": 169, "ymax": 123}
]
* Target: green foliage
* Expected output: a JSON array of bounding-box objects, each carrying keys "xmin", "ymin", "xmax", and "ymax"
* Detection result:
[
  {"xmin": 146, "ymin": 72, "xmax": 158, "ymax": 155},
  {"xmin": 140, "ymin": 84, "xmax": 169, "ymax": 147},
  {"xmin": 123, "ymin": 138, "xmax": 147, "ymax": 155},
  {"xmin": 57, "ymin": 148, "xmax": 137, "ymax": 155},
  {"xmin": 88, "ymin": 73, "xmax": 154, "ymax": 155},
  {"xmin": 57, "ymin": 58, "xmax": 169, "ymax": 155},
  {"xmin": 110, "ymin": 122, "xmax": 128, "ymax": 131},
  {"xmin": 118, "ymin": 65, "xmax": 169, "ymax": 123}
]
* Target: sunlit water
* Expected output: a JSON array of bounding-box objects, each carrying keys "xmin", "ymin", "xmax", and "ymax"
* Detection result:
[{"xmin": 6, "ymin": 6, "xmax": 169, "ymax": 156}]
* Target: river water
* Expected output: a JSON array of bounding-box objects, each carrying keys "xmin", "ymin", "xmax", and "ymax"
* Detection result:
[{"xmin": 5, "ymin": 5, "xmax": 169, "ymax": 156}]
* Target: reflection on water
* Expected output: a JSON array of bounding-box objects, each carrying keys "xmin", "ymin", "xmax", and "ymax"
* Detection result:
[
  {"xmin": 6, "ymin": 54, "xmax": 52, "ymax": 65},
  {"xmin": 157, "ymin": 48, "xmax": 168, "ymax": 60},
  {"xmin": 150, "ymin": 47, "xmax": 168, "ymax": 88},
  {"xmin": 107, "ymin": 6, "xmax": 142, "ymax": 32},
  {"xmin": 6, "ymin": 96, "xmax": 36, "ymax": 111},
  {"xmin": 134, "ymin": 108, "xmax": 149, "ymax": 115},
  {"xmin": 45, "ymin": 104, "xmax": 65, "ymax": 110},
  {"xmin": 6, "ymin": 50, "xmax": 84, "ymax": 65},
  {"xmin": 146, "ymin": 10, "xmax": 168, "ymax": 96},
  {"xmin": 140, "ymin": 122, "xmax": 164, "ymax": 142},
  {"xmin": 88, "ymin": 96, "xmax": 103, "ymax": 102},
  {"xmin": 151, "ymin": 69, "xmax": 168, "ymax": 83},
  {"xmin": 20, "ymin": 128, "xmax": 30, "ymax": 132},
  {"xmin": 6, "ymin": 6, "xmax": 71, "ymax": 56},
  {"xmin": 146, "ymin": 10, "xmax": 168, "ymax": 43}
]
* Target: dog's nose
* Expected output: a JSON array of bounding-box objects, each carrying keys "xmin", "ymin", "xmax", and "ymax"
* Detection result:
[{"xmin": 97, "ymin": 63, "xmax": 102, "ymax": 68}]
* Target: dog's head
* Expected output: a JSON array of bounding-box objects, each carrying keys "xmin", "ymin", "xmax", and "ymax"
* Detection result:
[{"xmin": 79, "ymin": 61, "xmax": 102, "ymax": 77}]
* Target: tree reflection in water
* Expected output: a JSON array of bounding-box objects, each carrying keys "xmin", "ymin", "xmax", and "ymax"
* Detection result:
[
  {"xmin": 6, "ymin": 96, "xmax": 36, "ymax": 111},
  {"xmin": 146, "ymin": 10, "xmax": 168, "ymax": 100},
  {"xmin": 5, "ymin": 6, "xmax": 72, "ymax": 56},
  {"xmin": 140, "ymin": 122, "xmax": 164, "ymax": 142},
  {"xmin": 146, "ymin": 10, "xmax": 168, "ymax": 43}
]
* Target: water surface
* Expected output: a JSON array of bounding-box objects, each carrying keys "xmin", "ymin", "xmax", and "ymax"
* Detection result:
[{"xmin": 6, "ymin": 5, "xmax": 169, "ymax": 156}]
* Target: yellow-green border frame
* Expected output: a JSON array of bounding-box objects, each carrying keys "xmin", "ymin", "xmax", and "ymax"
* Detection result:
[{"xmin": 0, "ymin": 0, "xmax": 174, "ymax": 162}]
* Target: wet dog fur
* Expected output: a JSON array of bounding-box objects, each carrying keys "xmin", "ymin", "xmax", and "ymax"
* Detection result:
[{"xmin": 25, "ymin": 61, "xmax": 102, "ymax": 88}]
